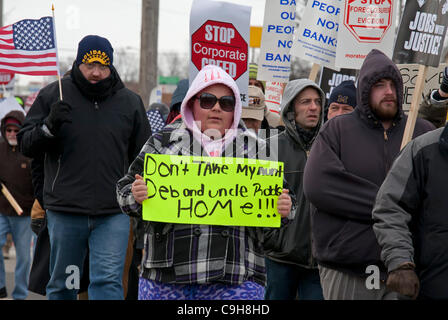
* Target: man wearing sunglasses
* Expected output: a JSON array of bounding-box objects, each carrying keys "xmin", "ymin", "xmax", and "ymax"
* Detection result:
[
  {"xmin": 263, "ymin": 79, "xmax": 325, "ymax": 300},
  {"xmin": 0, "ymin": 111, "xmax": 34, "ymax": 300}
]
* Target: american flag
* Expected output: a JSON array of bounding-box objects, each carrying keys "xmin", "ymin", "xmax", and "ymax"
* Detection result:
[{"xmin": 0, "ymin": 16, "xmax": 59, "ymax": 76}]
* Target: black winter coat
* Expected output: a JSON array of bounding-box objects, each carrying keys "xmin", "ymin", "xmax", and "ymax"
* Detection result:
[
  {"xmin": 18, "ymin": 67, "xmax": 151, "ymax": 216},
  {"xmin": 303, "ymin": 49, "xmax": 435, "ymax": 278}
]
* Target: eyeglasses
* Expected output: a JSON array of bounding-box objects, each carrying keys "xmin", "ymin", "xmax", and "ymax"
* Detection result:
[
  {"xmin": 195, "ymin": 93, "xmax": 235, "ymax": 112},
  {"xmin": 6, "ymin": 128, "xmax": 19, "ymax": 133}
]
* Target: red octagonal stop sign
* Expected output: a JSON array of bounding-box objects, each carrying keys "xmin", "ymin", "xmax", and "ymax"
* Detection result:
[
  {"xmin": 344, "ymin": 0, "xmax": 393, "ymax": 43},
  {"xmin": 191, "ymin": 20, "xmax": 248, "ymax": 80}
]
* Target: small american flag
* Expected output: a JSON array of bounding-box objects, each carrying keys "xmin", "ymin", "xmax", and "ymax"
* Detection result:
[{"xmin": 0, "ymin": 16, "xmax": 59, "ymax": 76}]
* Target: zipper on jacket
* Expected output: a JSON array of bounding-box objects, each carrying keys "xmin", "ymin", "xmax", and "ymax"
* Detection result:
[
  {"xmin": 93, "ymin": 100, "xmax": 99, "ymax": 214},
  {"xmin": 51, "ymin": 156, "xmax": 62, "ymax": 192},
  {"xmin": 383, "ymin": 130, "xmax": 388, "ymax": 141}
]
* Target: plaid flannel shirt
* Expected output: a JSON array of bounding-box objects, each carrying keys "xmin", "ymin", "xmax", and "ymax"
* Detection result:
[{"xmin": 117, "ymin": 120, "xmax": 291, "ymax": 286}]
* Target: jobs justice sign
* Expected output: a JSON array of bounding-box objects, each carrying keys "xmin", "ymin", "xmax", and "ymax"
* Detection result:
[
  {"xmin": 191, "ymin": 20, "xmax": 247, "ymax": 81},
  {"xmin": 393, "ymin": 0, "xmax": 448, "ymax": 67}
]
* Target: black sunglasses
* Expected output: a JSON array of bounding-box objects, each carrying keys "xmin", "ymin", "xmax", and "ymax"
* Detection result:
[{"xmin": 195, "ymin": 92, "xmax": 235, "ymax": 112}]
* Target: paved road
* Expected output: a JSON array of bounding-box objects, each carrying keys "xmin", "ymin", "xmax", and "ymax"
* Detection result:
[{"xmin": 3, "ymin": 246, "xmax": 46, "ymax": 300}]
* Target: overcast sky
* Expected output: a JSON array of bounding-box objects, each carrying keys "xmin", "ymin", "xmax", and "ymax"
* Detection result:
[{"xmin": 4, "ymin": 0, "xmax": 266, "ymax": 62}]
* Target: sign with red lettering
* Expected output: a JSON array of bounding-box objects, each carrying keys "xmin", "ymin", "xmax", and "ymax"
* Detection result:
[
  {"xmin": 335, "ymin": 0, "xmax": 398, "ymax": 69},
  {"xmin": 190, "ymin": 0, "xmax": 251, "ymax": 106},
  {"xmin": 344, "ymin": 0, "xmax": 393, "ymax": 42},
  {"xmin": 0, "ymin": 73, "xmax": 14, "ymax": 86},
  {"xmin": 191, "ymin": 20, "xmax": 247, "ymax": 81}
]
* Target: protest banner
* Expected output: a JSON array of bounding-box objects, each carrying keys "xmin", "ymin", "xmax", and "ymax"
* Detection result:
[
  {"xmin": 257, "ymin": 0, "xmax": 296, "ymax": 83},
  {"xmin": 142, "ymin": 154, "xmax": 284, "ymax": 228},
  {"xmin": 265, "ymin": 81, "xmax": 285, "ymax": 113},
  {"xmin": 393, "ymin": 1, "xmax": 448, "ymax": 67},
  {"xmin": 291, "ymin": 0, "xmax": 342, "ymax": 77},
  {"xmin": 0, "ymin": 73, "xmax": 15, "ymax": 93},
  {"xmin": 189, "ymin": 0, "xmax": 251, "ymax": 105},
  {"xmin": 318, "ymin": 66, "xmax": 358, "ymax": 101},
  {"xmin": 399, "ymin": 63, "xmax": 448, "ymax": 113},
  {"xmin": 393, "ymin": 0, "xmax": 448, "ymax": 149},
  {"xmin": 335, "ymin": 0, "xmax": 397, "ymax": 69}
]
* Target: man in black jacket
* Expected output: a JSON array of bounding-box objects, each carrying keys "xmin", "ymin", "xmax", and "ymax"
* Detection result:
[
  {"xmin": 18, "ymin": 35, "xmax": 151, "ymax": 300},
  {"xmin": 303, "ymin": 49, "xmax": 434, "ymax": 300}
]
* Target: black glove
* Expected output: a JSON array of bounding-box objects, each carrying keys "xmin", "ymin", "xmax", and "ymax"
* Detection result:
[
  {"xmin": 30, "ymin": 218, "xmax": 45, "ymax": 235},
  {"xmin": 440, "ymin": 67, "xmax": 448, "ymax": 94},
  {"xmin": 44, "ymin": 100, "xmax": 72, "ymax": 135},
  {"xmin": 386, "ymin": 264, "xmax": 420, "ymax": 299}
]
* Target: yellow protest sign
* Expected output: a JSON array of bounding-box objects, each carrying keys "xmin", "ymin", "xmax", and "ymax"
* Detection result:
[{"xmin": 142, "ymin": 154, "xmax": 284, "ymax": 228}]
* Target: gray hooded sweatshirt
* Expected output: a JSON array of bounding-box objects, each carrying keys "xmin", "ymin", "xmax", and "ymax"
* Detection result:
[{"xmin": 264, "ymin": 79, "xmax": 325, "ymax": 267}]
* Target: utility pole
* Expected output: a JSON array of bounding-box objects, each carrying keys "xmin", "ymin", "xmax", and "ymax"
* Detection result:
[{"xmin": 139, "ymin": 0, "xmax": 159, "ymax": 110}]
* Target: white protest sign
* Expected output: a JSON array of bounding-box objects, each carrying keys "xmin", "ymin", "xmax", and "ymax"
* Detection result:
[
  {"xmin": 0, "ymin": 73, "xmax": 15, "ymax": 92},
  {"xmin": 189, "ymin": 0, "xmax": 251, "ymax": 105},
  {"xmin": 399, "ymin": 63, "xmax": 448, "ymax": 112},
  {"xmin": 291, "ymin": 0, "xmax": 341, "ymax": 69},
  {"xmin": 257, "ymin": 0, "xmax": 296, "ymax": 82},
  {"xmin": 264, "ymin": 82, "xmax": 285, "ymax": 113},
  {"xmin": 335, "ymin": 0, "xmax": 397, "ymax": 69}
]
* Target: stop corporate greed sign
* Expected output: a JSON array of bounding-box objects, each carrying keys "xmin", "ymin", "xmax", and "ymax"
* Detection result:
[
  {"xmin": 189, "ymin": 0, "xmax": 250, "ymax": 106},
  {"xmin": 191, "ymin": 21, "xmax": 247, "ymax": 80},
  {"xmin": 142, "ymin": 154, "xmax": 284, "ymax": 228}
]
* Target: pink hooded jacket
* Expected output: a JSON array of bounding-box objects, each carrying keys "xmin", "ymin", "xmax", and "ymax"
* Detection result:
[{"xmin": 180, "ymin": 65, "xmax": 242, "ymax": 157}]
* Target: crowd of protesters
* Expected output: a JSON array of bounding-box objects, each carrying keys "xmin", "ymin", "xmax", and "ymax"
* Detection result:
[{"xmin": 1, "ymin": 32, "xmax": 448, "ymax": 301}]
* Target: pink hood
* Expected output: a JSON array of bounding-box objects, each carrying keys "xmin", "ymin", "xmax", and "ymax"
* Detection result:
[{"xmin": 180, "ymin": 65, "xmax": 242, "ymax": 157}]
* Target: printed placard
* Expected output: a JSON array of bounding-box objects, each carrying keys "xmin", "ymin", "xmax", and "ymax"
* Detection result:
[
  {"xmin": 393, "ymin": 0, "xmax": 448, "ymax": 67},
  {"xmin": 291, "ymin": 0, "xmax": 341, "ymax": 69},
  {"xmin": 142, "ymin": 154, "xmax": 284, "ymax": 228},
  {"xmin": 318, "ymin": 66, "xmax": 358, "ymax": 101},
  {"xmin": 257, "ymin": 0, "xmax": 296, "ymax": 82},
  {"xmin": 265, "ymin": 81, "xmax": 285, "ymax": 113},
  {"xmin": 335, "ymin": 0, "xmax": 398, "ymax": 69},
  {"xmin": 189, "ymin": 0, "xmax": 251, "ymax": 105}
]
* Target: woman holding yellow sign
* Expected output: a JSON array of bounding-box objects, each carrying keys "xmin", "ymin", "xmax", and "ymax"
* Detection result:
[{"xmin": 117, "ymin": 65, "xmax": 292, "ymax": 300}]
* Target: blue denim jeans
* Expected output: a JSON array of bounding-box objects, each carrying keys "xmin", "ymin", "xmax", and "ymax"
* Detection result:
[
  {"xmin": 46, "ymin": 210, "xmax": 130, "ymax": 300},
  {"xmin": 0, "ymin": 215, "xmax": 32, "ymax": 300},
  {"xmin": 264, "ymin": 258, "xmax": 324, "ymax": 300}
]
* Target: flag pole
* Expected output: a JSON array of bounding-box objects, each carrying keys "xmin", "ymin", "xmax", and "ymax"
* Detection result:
[{"xmin": 52, "ymin": 4, "xmax": 63, "ymax": 100}]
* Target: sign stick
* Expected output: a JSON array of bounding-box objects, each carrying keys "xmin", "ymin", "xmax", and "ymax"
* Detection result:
[
  {"xmin": 1, "ymin": 183, "xmax": 23, "ymax": 215},
  {"xmin": 52, "ymin": 4, "xmax": 63, "ymax": 100},
  {"xmin": 309, "ymin": 63, "xmax": 320, "ymax": 82},
  {"xmin": 400, "ymin": 64, "xmax": 428, "ymax": 150}
]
